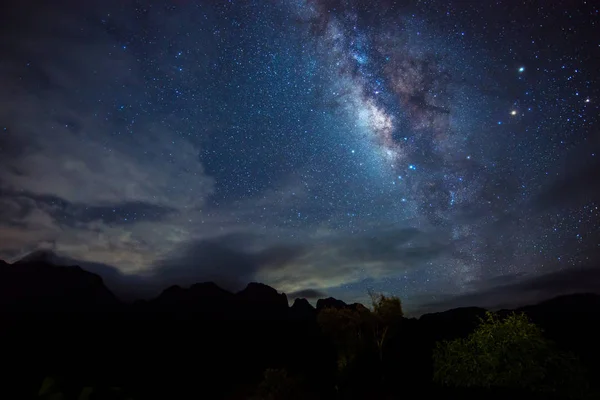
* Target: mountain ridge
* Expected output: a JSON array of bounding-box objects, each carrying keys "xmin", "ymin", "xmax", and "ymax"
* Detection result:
[
  {"xmin": 2, "ymin": 257, "xmax": 599, "ymax": 321},
  {"xmin": 2, "ymin": 257, "xmax": 600, "ymax": 399}
]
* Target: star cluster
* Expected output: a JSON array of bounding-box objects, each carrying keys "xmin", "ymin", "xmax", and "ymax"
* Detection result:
[{"xmin": 0, "ymin": 0, "xmax": 598, "ymax": 313}]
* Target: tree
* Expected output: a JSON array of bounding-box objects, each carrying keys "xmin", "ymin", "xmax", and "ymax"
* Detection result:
[
  {"xmin": 251, "ymin": 369, "xmax": 306, "ymax": 400},
  {"xmin": 38, "ymin": 376, "xmax": 133, "ymax": 400},
  {"xmin": 317, "ymin": 295, "xmax": 404, "ymax": 396},
  {"xmin": 433, "ymin": 312, "xmax": 590, "ymax": 398},
  {"xmin": 369, "ymin": 291, "xmax": 403, "ymax": 364},
  {"xmin": 317, "ymin": 307, "xmax": 364, "ymax": 373}
]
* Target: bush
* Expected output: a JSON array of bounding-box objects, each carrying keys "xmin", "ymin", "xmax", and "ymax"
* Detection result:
[{"xmin": 433, "ymin": 312, "xmax": 590, "ymax": 398}]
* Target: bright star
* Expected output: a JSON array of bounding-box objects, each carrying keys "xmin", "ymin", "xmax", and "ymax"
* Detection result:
[
  {"xmin": 518, "ymin": 67, "xmax": 525, "ymax": 73},
  {"xmin": 510, "ymin": 110, "xmax": 518, "ymax": 116},
  {"xmin": 408, "ymin": 164, "xmax": 416, "ymax": 170},
  {"xmin": 585, "ymin": 98, "xmax": 591, "ymax": 103}
]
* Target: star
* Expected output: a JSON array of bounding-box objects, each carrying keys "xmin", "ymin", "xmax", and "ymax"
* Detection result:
[{"xmin": 0, "ymin": 0, "xmax": 598, "ymax": 315}]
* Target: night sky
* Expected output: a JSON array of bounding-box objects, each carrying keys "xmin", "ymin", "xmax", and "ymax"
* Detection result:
[{"xmin": 1, "ymin": 0, "xmax": 599, "ymax": 314}]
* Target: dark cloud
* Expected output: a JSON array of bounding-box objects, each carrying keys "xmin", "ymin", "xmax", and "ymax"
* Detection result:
[
  {"xmin": 338, "ymin": 227, "xmax": 421, "ymax": 260},
  {"xmin": 289, "ymin": 289, "xmax": 327, "ymax": 300},
  {"xmin": 256, "ymin": 244, "xmax": 309, "ymax": 270},
  {"xmin": 149, "ymin": 227, "xmax": 441, "ymax": 295},
  {"xmin": 1, "ymin": 192, "xmax": 176, "ymax": 226},
  {"xmin": 417, "ymin": 265, "xmax": 600, "ymax": 316},
  {"xmin": 6, "ymin": 225, "xmax": 439, "ymax": 300},
  {"xmin": 151, "ymin": 235, "xmax": 262, "ymax": 292},
  {"xmin": 486, "ymin": 140, "xmax": 600, "ymax": 240},
  {"xmin": 532, "ymin": 156, "xmax": 600, "ymax": 212},
  {"xmin": 255, "ymin": 227, "xmax": 446, "ymax": 292}
]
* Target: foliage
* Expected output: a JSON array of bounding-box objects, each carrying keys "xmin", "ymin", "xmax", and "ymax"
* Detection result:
[
  {"xmin": 371, "ymin": 292, "xmax": 404, "ymax": 325},
  {"xmin": 38, "ymin": 376, "xmax": 133, "ymax": 400},
  {"xmin": 433, "ymin": 312, "xmax": 590, "ymax": 398},
  {"xmin": 317, "ymin": 292, "xmax": 404, "ymax": 395},
  {"xmin": 317, "ymin": 307, "xmax": 364, "ymax": 371},
  {"xmin": 251, "ymin": 368, "xmax": 306, "ymax": 400},
  {"xmin": 38, "ymin": 377, "xmax": 65, "ymax": 400},
  {"xmin": 369, "ymin": 292, "xmax": 403, "ymax": 363}
]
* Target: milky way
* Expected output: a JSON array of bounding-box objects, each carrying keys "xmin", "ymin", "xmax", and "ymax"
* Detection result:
[{"xmin": 0, "ymin": 0, "xmax": 598, "ymax": 313}]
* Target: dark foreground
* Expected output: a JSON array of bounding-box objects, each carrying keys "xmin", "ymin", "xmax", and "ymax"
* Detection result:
[{"xmin": 1, "ymin": 259, "xmax": 599, "ymax": 399}]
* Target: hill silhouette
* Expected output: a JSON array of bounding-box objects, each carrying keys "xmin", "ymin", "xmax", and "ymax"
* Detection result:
[
  {"xmin": 1, "ymin": 258, "xmax": 599, "ymax": 399},
  {"xmin": 0, "ymin": 258, "xmax": 119, "ymax": 311}
]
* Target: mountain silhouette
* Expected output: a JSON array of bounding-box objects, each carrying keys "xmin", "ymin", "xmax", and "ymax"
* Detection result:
[
  {"xmin": 1, "ymin": 257, "xmax": 599, "ymax": 399},
  {"xmin": 12, "ymin": 249, "xmax": 151, "ymax": 301},
  {"xmin": 2, "ymin": 256, "xmax": 599, "ymax": 325},
  {"xmin": 290, "ymin": 298, "xmax": 317, "ymax": 320},
  {"xmin": 14, "ymin": 248, "xmax": 65, "ymax": 265},
  {"xmin": 150, "ymin": 281, "xmax": 235, "ymax": 314},
  {"xmin": 0, "ymin": 258, "xmax": 119, "ymax": 311},
  {"xmin": 316, "ymin": 297, "xmax": 348, "ymax": 311}
]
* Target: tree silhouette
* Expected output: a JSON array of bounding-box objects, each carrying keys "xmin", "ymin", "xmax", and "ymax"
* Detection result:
[
  {"xmin": 317, "ymin": 293, "xmax": 404, "ymax": 397},
  {"xmin": 251, "ymin": 368, "xmax": 306, "ymax": 400},
  {"xmin": 368, "ymin": 291, "xmax": 403, "ymax": 364},
  {"xmin": 38, "ymin": 376, "xmax": 133, "ymax": 400},
  {"xmin": 317, "ymin": 307, "xmax": 364, "ymax": 374}
]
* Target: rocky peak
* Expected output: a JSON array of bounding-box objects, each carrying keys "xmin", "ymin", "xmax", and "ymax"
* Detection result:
[
  {"xmin": 290, "ymin": 298, "xmax": 316, "ymax": 319},
  {"xmin": 237, "ymin": 282, "xmax": 288, "ymax": 306},
  {"xmin": 316, "ymin": 297, "xmax": 347, "ymax": 312},
  {"xmin": 15, "ymin": 249, "xmax": 64, "ymax": 265},
  {"xmin": 0, "ymin": 260, "xmax": 119, "ymax": 311}
]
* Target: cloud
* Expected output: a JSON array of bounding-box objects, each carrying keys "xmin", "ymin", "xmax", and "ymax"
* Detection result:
[
  {"xmin": 0, "ymin": 69, "xmax": 213, "ymax": 209},
  {"xmin": 260, "ymin": 227, "xmax": 446, "ymax": 292},
  {"xmin": 2, "ymin": 223, "xmax": 436, "ymax": 300},
  {"xmin": 289, "ymin": 288, "xmax": 327, "ymax": 299},
  {"xmin": 0, "ymin": 135, "xmax": 213, "ymax": 209},
  {"xmin": 151, "ymin": 234, "xmax": 265, "ymax": 292},
  {"xmin": 532, "ymin": 156, "xmax": 600, "ymax": 212},
  {"xmin": 142, "ymin": 226, "xmax": 444, "ymax": 298},
  {"xmin": 0, "ymin": 0, "xmax": 215, "ymax": 272},
  {"xmin": 0, "ymin": 194, "xmax": 171, "ymax": 272},
  {"xmin": 416, "ymin": 265, "xmax": 600, "ymax": 315},
  {"xmin": 6, "ymin": 0, "xmax": 587, "ymax": 313}
]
